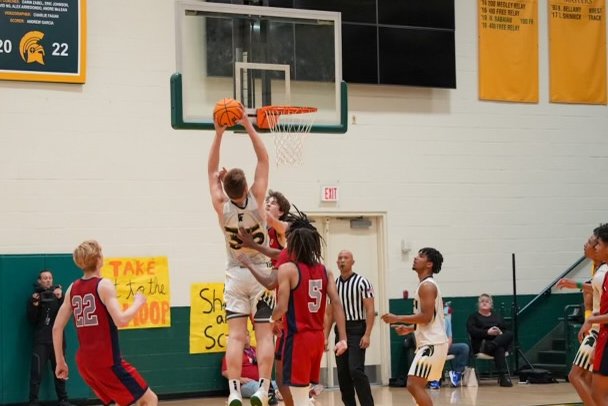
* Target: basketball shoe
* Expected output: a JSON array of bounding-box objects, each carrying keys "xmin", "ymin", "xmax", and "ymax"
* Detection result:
[
  {"xmin": 228, "ymin": 392, "xmax": 242, "ymax": 406},
  {"xmin": 250, "ymin": 388, "xmax": 268, "ymax": 406}
]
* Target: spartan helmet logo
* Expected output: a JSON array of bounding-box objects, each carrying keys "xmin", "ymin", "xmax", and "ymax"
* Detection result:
[{"xmin": 19, "ymin": 31, "xmax": 46, "ymax": 65}]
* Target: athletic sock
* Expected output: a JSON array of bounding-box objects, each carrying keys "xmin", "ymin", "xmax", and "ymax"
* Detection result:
[
  {"xmin": 259, "ymin": 378, "xmax": 271, "ymax": 393},
  {"xmin": 229, "ymin": 379, "xmax": 241, "ymax": 397}
]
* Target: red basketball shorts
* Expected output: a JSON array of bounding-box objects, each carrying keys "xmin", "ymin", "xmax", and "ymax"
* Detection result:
[
  {"xmin": 594, "ymin": 329, "xmax": 608, "ymax": 375},
  {"xmin": 281, "ymin": 330, "xmax": 324, "ymax": 387},
  {"xmin": 77, "ymin": 358, "xmax": 148, "ymax": 406}
]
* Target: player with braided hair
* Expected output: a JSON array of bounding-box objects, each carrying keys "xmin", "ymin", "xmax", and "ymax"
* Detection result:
[
  {"xmin": 269, "ymin": 212, "xmax": 348, "ymax": 406},
  {"xmin": 238, "ymin": 206, "xmax": 316, "ymax": 406}
]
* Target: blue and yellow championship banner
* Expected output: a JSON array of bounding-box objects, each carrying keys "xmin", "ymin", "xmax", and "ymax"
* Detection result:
[
  {"xmin": 100, "ymin": 256, "xmax": 171, "ymax": 329},
  {"xmin": 0, "ymin": 0, "xmax": 86, "ymax": 83},
  {"xmin": 189, "ymin": 283, "xmax": 255, "ymax": 354},
  {"xmin": 549, "ymin": 0, "xmax": 606, "ymax": 104},
  {"xmin": 479, "ymin": 0, "xmax": 539, "ymax": 102}
]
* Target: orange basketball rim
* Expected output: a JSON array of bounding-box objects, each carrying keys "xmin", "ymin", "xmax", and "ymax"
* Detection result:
[{"xmin": 256, "ymin": 106, "xmax": 318, "ymax": 130}]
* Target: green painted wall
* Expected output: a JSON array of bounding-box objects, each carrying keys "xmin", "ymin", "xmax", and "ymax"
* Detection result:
[
  {"xmin": 0, "ymin": 255, "xmax": 91, "ymax": 404},
  {"xmin": 0, "ymin": 255, "xmax": 226, "ymax": 405},
  {"xmin": 388, "ymin": 293, "xmax": 582, "ymax": 379}
]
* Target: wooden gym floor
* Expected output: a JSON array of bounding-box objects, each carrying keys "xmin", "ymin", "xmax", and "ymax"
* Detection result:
[{"xmin": 161, "ymin": 381, "xmax": 582, "ymax": 406}]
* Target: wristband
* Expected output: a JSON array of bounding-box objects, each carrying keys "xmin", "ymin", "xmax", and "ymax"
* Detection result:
[{"xmin": 576, "ymin": 281, "xmax": 584, "ymax": 289}]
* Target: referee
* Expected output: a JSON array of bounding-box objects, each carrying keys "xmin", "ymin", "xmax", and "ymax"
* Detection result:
[{"xmin": 326, "ymin": 250, "xmax": 375, "ymax": 406}]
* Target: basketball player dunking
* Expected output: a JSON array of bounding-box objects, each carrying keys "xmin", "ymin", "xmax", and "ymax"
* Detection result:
[
  {"xmin": 270, "ymin": 213, "xmax": 348, "ymax": 406},
  {"xmin": 52, "ymin": 240, "xmax": 158, "ymax": 406},
  {"xmin": 208, "ymin": 111, "xmax": 275, "ymax": 406},
  {"xmin": 381, "ymin": 248, "xmax": 448, "ymax": 406}
]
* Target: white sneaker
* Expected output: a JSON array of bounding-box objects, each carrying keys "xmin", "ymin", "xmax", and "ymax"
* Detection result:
[
  {"xmin": 250, "ymin": 388, "xmax": 268, "ymax": 406},
  {"xmin": 310, "ymin": 384, "xmax": 324, "ymax": 397},
  {"xmin": 228, "ymin": 393, "xmax": 242, "ymax": 406}
]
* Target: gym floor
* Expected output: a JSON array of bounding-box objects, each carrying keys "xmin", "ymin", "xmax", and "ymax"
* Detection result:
[{"xmin": 161, "ymin": 381, "xmax": 582, "ymax": 406}]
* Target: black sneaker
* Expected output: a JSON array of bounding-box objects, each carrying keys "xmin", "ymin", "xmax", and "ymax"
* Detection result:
[
  {"xmin": 268, "ymin": 386, "xmax": 278, "ymax": 405},
  {"xmin": 499, "ymin": 374, "xmax": 513, "ymax": 387}
]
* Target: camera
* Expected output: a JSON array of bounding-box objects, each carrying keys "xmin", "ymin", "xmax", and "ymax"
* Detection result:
[{"xmin": 33, "ymin": 284, "xmax": 60, "ymax": 303}]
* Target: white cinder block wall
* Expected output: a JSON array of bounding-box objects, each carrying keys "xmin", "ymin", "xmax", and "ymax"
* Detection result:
[{"xmin": 1, "ymin": 0, "xmax": 606, "ymax": 306}]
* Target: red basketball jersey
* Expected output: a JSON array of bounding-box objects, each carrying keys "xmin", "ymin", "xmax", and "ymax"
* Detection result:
[
  {"xmin": 285, "ymin": 262, "xmax": 328, "ymax": 334},
  {"xmin": 601, "ymin": 269, "xmax": 608, "ymax": 324},
  {"xmin": 275, "ymin": 248, "xmax": 291, "ymax": 269},
  {"xmin": 70, "ymin": 277, "xmax": 121, "ymax": 367},
  {"xmin": 268, "ymin": 227, "xmax": 284, "ymax": 267}
]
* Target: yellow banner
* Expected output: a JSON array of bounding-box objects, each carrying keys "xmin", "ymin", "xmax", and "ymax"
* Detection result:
[
  {"xmin": 479, "ymin": 0, "xmax": 539, "ymax": 102},
  {"xmin": 189, "ymin": 283, "xmax": 255, "ymax": 354},
  {"xmin": 549, "ymin": 0, "xmax": 607, "ymax": 104},
  {"xmin": 100, "ymin": 257, "xmax": 171, "ymax": 329}
]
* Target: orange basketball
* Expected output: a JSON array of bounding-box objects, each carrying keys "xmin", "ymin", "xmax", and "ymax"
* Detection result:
[{"xmin": 213, "ymin": 98, "xmax": 243, "ymax": 127}]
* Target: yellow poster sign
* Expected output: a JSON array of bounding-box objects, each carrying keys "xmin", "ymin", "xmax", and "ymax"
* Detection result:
[
  {"xmin": 189, "ymin": 283, "xmax": 255, "ymax": 354},
  {"xmin": 100, "ymin": 257, "xmax": 171, "ymax": 329},
  {"xmin": 549, "ymin": 0, "xmax": 607, "ymax": 104},
  {"xmin": 479, "ymin": 0, "xmax": 539, "ymax": 102}
]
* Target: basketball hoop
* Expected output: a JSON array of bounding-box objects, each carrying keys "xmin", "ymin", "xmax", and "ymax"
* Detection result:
[{"xmin": 257, "ymin": 106, "xmax": 317, "ymax": 166}]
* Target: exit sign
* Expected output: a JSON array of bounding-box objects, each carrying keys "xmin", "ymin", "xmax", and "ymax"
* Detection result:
[{"xmin": 321, "ymin": 185, "xmax": 339, "ymax": 202}]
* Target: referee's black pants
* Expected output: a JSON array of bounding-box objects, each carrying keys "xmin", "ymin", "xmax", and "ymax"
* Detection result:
[{"xmin": 335, "ymin": 321, "xmax": 374, "ymax": 406}]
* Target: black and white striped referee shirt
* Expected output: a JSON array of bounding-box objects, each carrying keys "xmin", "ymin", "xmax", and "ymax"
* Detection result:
[{"xmin": 335, "ymin": 273, "xmax": 375, "ymax": 321}]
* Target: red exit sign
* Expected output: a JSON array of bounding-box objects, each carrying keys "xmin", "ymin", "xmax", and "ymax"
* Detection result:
[{"xmin": 321, "ymin": 185, "xmax": 339, "ymax": 202}]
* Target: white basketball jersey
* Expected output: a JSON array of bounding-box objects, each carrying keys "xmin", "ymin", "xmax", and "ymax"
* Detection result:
[
  {"xmin": 221, "ymin": 193, "xmax": 269, "ymax": 267},
  {"xmin": 592, "ymin": 263, "xmax": 608, "ymax": 327},
  {"xmin": 413, "ymin": 277, "xmax": 448, "ymax": 346}
]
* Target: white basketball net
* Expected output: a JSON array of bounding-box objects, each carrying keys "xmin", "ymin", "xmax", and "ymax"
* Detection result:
[{"xmin": 263, "ymin": 108, "xmax": 316, "ymax": 167}]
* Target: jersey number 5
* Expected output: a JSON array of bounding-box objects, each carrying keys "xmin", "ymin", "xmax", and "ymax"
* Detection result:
[
  {"xmin": 308, "ymin": 279, "xmax": 323, "ymax": 313},
  {"xmin": 72, "ymin": 293, "xmax": 99, "ymax": 327}
]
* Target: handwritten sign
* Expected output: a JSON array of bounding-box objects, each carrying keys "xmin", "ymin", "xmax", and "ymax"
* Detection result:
[
  {"xmin": 189, "ymin": 282, "xmax": 255, "ymax": 354},
  {"xmin": 100, "ymin": 256, "xmax": 171, "ymax": 329}
]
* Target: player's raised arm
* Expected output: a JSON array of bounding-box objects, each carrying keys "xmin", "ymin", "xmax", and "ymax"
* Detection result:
[
  {"xmin": 208, "ymin": 121, "xmax": 228, "ymax": 215},
  {"xmin": 237, "ymin": 227, "xmax": 282, "ymax": 261},
  {"xmin": 240, "ymin": 114, "xmax": 269, "ymax": 207},
  {"xmin": 98, "ymin": 279, "xmax": 146, "ymax": 327},
  {"xmin": 52, "ymin": 284, "xmax": 73, "ymax": 380},
  {"xmin": 237, "ymin": 252, "xmax": 278, "ymax": 289},
  {"xmin": 266, "ymin": 210, "xmax": 289, "ymax": 238}
]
